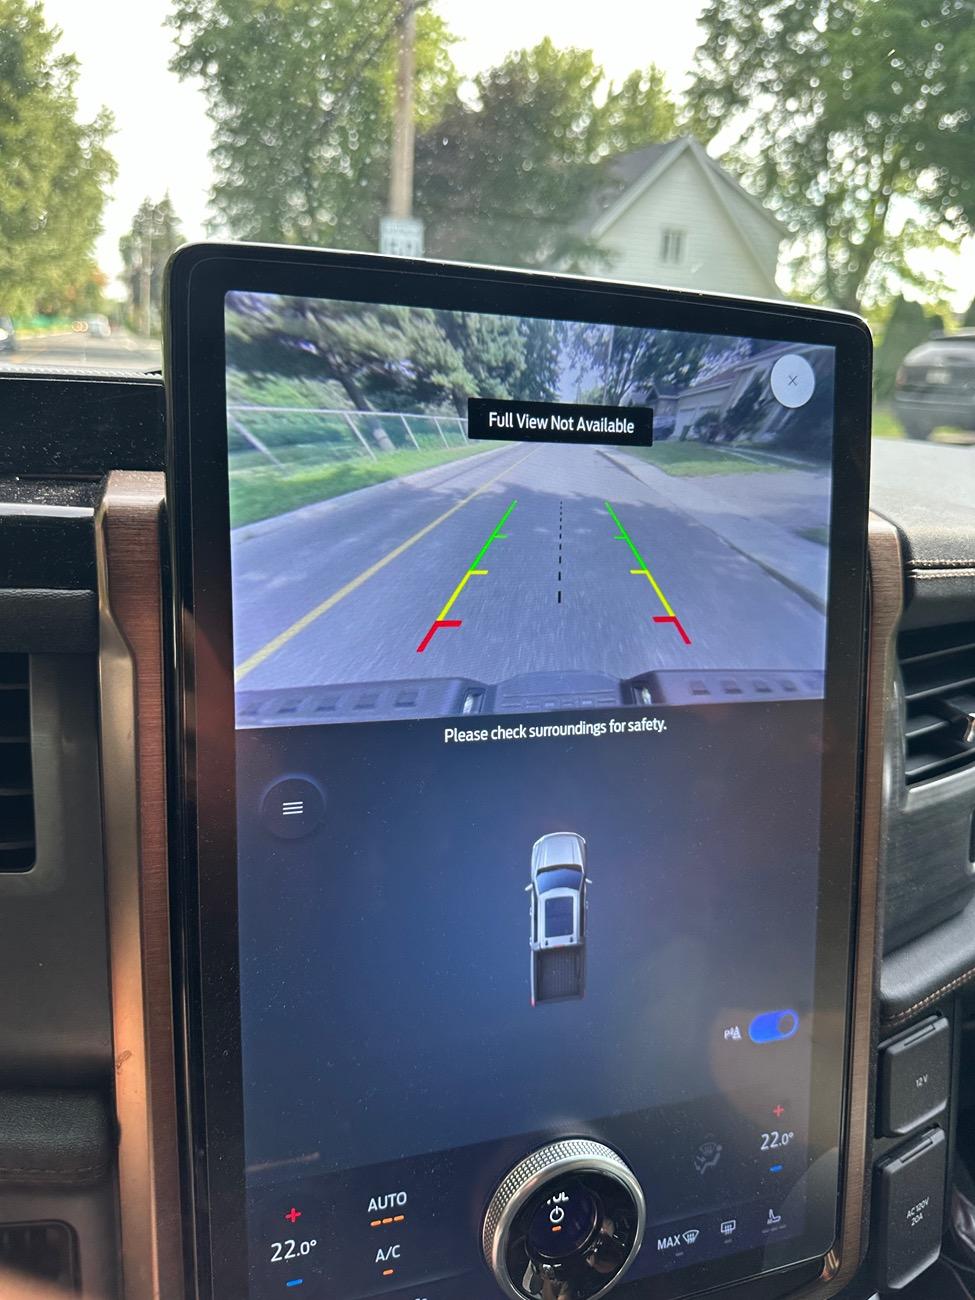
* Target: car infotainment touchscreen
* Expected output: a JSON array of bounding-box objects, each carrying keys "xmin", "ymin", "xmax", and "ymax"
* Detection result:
[{"xmin": 167, "ymin": 245, "xmax": 871, "ymax": 1300}]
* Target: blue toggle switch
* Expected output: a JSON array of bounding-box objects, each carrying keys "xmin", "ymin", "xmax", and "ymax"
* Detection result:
[{"xmin": 749, "ymin": 1010, "xmax": 799, "ymax": 1044}]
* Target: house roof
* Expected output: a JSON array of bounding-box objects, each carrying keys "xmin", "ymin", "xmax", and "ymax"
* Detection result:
[
  {"xmin": 581, "ymin": 137, "xmax": 788, "ymax": 243},
  {"xmin": 639, "ymin": 380, "xmax": 680, "ymax": 400},
  {"xmin": 681, "ymin": 341, "xmax": 819, "ymax": 400}
]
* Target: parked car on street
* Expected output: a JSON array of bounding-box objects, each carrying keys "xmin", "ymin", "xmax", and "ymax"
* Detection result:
[
  {"xmin": 0, "ymin": 316, "xmax": 17, "ymax": 355},
  {"xmin": 894, "ymin": 331, "xmax": 975, "ymax": 439},
  {"xmin": 74, "ymin": 314, "xmax": 112, "ymax": 339}
]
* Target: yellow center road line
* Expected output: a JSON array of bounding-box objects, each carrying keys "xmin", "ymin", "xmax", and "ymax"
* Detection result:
[
  {"xmin": 436, "ymin": 569, "xmax": 488, "ymax": 622},
  {"xmin": 629, "ymin": 568, "xmax": 676, "ymax": 617},
  {"xmin": 234, "ymin": 446, "xmax": 538, "ymax": 683}
]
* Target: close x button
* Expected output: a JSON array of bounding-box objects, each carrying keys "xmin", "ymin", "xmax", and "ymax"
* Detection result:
[
  {"xmin": 875, "ymin": 1127, "xmax": 947, "ymax": 1291},
  {"xmin": 878, "ymin": 1016, "xmax": 950, "ymax": 1138}
]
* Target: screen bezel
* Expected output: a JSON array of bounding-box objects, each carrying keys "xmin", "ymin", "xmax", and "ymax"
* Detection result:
[{"xmin": 165, "ymin": 243, "xmax": 872, "ymax": 1300}]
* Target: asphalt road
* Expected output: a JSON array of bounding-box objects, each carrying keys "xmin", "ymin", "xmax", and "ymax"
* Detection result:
[
  {"xmin": 231, "ymin": 441, "xmax": 827, "ymax": 693},
  {"xmin": 2, "ymin": 329, "xmax": 161, "ymax": 370}
]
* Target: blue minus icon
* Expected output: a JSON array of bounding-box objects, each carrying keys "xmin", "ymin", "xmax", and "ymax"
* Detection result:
[{"xmin": 286, "ymin": 1282, "xmax": 303, "ymax": 1289}]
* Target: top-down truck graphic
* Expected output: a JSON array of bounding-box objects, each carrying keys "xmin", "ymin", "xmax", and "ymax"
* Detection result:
[{"xmin": 526, "ymin": 832, "xmax": 590, "ymax": 1005}]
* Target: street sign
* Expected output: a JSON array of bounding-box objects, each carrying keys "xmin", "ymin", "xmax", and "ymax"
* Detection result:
[{"xmin": 379, "ymin": 216, "xmax": 425, "ymax": 258}]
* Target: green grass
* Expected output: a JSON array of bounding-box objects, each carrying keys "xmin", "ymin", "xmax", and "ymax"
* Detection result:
[
  {"xmin": 11, "ymin": 315, "xmax": 75, "ymax": 335},
  {"xmin": 230, "ymin": 442, "xmax": 508, "ymax": 528},
  {"xmin": 797, "ymin": 526, "xmax": 829, "ymax": 546},
  {"xmin": 872, "ymin": 405, "xmax": 905, "ymax": 439},
  {"xmin": 872, "ymin": 402, "xmax": 975, "ymax": 443},
  {"xmin": 621, "ymin": 441, "xmax": 784, "ymax": 477}
]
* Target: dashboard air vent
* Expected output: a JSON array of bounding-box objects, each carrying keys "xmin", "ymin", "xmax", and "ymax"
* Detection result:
[
  {"xmin": 0, "ymin": 654, "xmax": 35, "ymax": 870},
  {"xmin": 0, "ymin": 1221, "xmax": 77, "ymax": 1289},
  {"xmin": 900, "ymin": 624, "xmax": 975, "ymax": 785}
]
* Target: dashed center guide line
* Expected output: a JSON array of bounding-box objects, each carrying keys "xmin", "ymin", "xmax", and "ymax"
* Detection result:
[
  {"xmin": 605, "ymin": 501, "xmax": 692, "ymax": 645},
  {"xmin": 417, "ymin": 499, "xmax": 518, "ymax": 653},
  {"xmin": 557, "ymin": 497, "xmax": 563, "ymax": 605}
]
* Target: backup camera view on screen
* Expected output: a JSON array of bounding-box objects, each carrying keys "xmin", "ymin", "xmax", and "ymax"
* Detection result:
[
  {"xmin": 228, "ymin": 292, "xmax": 833, "ymax": 724},
  {"xmin": 226, "ymin": 290, "xmax": 840, "ymax": 1299}
]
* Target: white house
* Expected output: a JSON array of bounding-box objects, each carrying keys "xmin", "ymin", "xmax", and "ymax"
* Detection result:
[
  {"xmin": 580, "ymin": 137, "xmax": 786, "ymax": 300},
  {"xmin": 671, "ymin": 342, "xmax": 822, "ymax": 440}
]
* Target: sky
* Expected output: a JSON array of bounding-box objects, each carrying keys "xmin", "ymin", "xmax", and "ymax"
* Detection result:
[
  {"xmin": 42, "ymin": 0, "xmax": 974, "ymax": 311},
  {"xmin": 36, "ymin": 0, "xmax": 708, "ymax": 290}
]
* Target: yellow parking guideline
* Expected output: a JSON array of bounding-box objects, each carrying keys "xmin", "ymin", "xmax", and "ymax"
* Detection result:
[
  {"xmin": 437, "ymin": 569, "xmax": 488, "ymax": 622},
  {"xmin": 629, "ymin": 568, "xmax": 676, "ymax": 617},
  {"xmin": 235, "ymin": 446, "xmax": 537, "ymax": 683}
]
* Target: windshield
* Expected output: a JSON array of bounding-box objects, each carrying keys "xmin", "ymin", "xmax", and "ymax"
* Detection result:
[
  {"xmin": 2, "ymin": 0, "xmax": 973, "ymax": 451},
  {"xmin": 543, "ymin": 895, "xmax": 576, "ymax": 936},
  {"xmin": 538, "ymin": 867, "xmax": 584, "ymax": 892}
]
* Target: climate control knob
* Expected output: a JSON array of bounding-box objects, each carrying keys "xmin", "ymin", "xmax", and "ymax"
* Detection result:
[{"xmin": 482, "ymin": 1139, "xmax": 646, "ymax": 1300}]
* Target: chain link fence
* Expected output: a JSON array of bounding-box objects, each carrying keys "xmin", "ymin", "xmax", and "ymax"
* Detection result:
[{"xmin": 227, "ymin": 404, "xmax": 470, "ymax": 473}]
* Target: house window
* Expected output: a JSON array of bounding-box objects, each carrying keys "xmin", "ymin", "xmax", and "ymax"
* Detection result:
[{"xmin": 660, "ymin": 227, "xmax": 686, "ymax": 265}]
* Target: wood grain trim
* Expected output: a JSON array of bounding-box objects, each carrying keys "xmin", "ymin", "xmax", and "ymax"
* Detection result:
[
  {"xmin": 793, "ymin": 513, "xmax": 902, "ymax": 1297},
  {"xmin": 95, "ymin": 471, "xmax": 184, "ymax": 1300}
]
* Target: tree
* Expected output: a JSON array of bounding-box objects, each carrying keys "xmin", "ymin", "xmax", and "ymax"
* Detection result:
[
  {"xmin": 225, "ymin": 294, "xmax": 555, "ymax": 437},
  {"xmin": 687, "ymin": 0, "xmax": 975, "ymax": 312},
  {"xmin": 964, "ymin": 297, "xmax": 975, "ymax": 328},
  {"xmin": 690, "ymin": 409, "xmax": 722, "ymax": 443},
  {"xmin": 415, "ymin": 41, "xmax": 678, "ymax": 268},
  {"xmin": 520, "ymin": 319, "xmax": 563, "ymax": 401},
  {"xmin": 119, "ymin": 196, "xmax": 184, "ymax": 335},
  {"xmin": 874, "ymin": 296, "xmax": 941, "ymax": 398},
  {"xmin": 0, "ymin": 0, "xmax": 115, "ymax": 315},
  {"xmin": 70, "ymin": 267, "xmax": 110, "ymax": 316},
  {"xmin": 567, "ymin": 323, "xmax": 711, "ymax": 406},
  {"xmin": 722, "ymin": 374, "xmax": 766, "ymax": 442},
  {"xmin": 169, "ymin": 0, "xmax": 457, "ymax": 248},
  {"xmin": 599, "ymin": 66, "xmax": 680, "ymax": 158}
]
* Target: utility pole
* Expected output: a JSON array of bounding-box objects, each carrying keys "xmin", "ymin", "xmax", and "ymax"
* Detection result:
[
  {"xmin": 388, "ymin": 0, "xmax": 416, "ymax": 221},
  {"xmin": 380, "ymin": 0, "xmax": 424, "ymax": 257},
  {"xmin": 141, "ymin": 218, "xmax": 153, "ymax": 339}
]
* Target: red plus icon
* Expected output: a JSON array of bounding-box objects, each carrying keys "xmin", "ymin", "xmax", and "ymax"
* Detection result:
[
  {"xmin": 772, "ymin": 1105, "xmax": 785, "ymax": 1119},
  {"xmin": 285, "ymin": 1207, "xmax": 302, "ymax": 1224}
]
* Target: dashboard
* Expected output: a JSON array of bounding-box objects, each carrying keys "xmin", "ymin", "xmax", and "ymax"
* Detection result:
[{"xmin": 0, "ymin": 285, "xmax": 974, "ymax": 1300}]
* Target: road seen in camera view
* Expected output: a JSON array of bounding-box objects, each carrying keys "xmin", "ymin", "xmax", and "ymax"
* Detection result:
[{"xmin": 231, "ymin": 441, "xmax": 827, "ymax": 693}]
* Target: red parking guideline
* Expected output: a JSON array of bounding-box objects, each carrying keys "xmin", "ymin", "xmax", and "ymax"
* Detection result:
[
  {"xmin": 653, "ymin": 614, "xmax": 692, "ymax": 645},
  {"xmin": 416, "ymin": 619, "xmax": 462, "ymax": 654}
]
